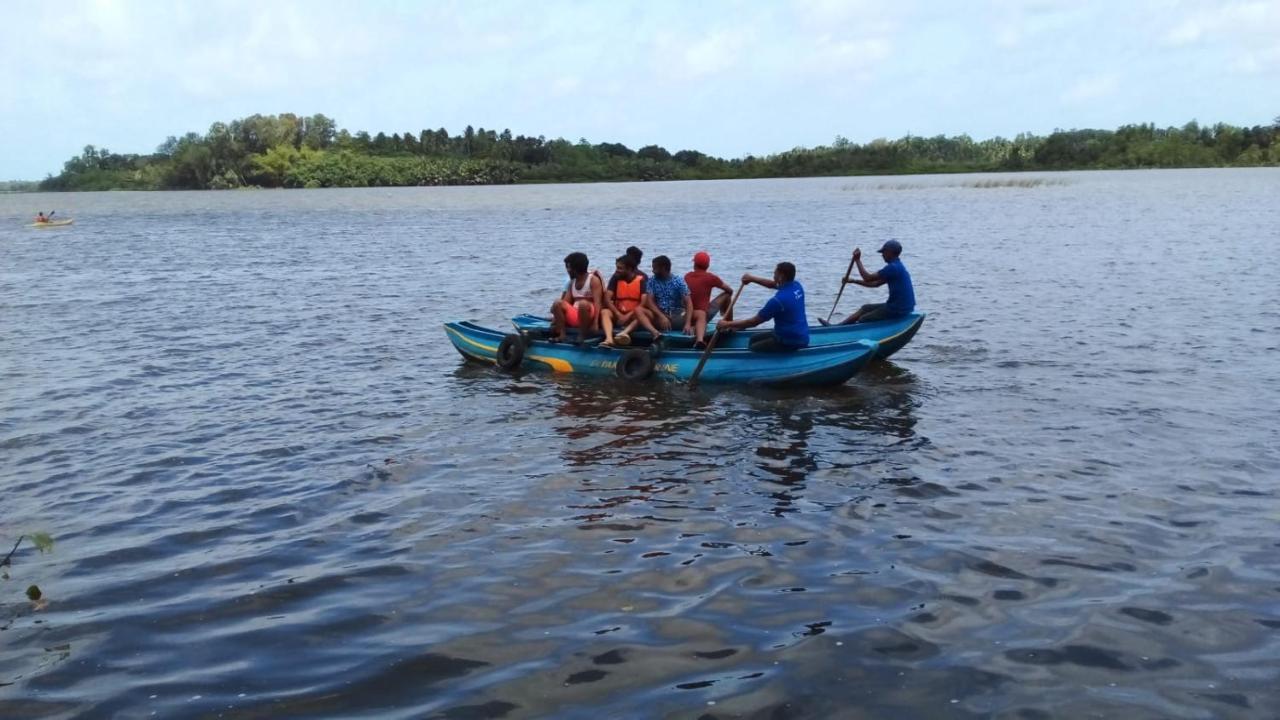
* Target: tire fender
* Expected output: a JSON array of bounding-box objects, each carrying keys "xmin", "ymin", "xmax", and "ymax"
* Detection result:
[
  {"xmin": 496, "ymin": 334, "xmax": 525, "ymax": 370},
  {"xmin": 616, "ymin": 348, "xmax": 655, "ymax": 381}
]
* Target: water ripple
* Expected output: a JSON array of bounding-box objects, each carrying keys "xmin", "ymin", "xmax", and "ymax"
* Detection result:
[{"xmin": 1, "ymin": 171, "xmax": 1278, "ymax": 717}]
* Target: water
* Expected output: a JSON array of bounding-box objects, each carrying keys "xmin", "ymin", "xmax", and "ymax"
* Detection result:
[{"xmin": 1, "ymin": 170, "xmax": 1278, "ymax": 719}]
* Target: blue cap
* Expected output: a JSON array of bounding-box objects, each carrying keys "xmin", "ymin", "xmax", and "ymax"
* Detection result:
[{"xmin": 878, "ymin": 240, "xmax": 902, "ymax": 254}]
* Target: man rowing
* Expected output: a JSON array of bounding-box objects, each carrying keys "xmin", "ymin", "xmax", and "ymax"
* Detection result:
[
  {"xmin": 821, "ymin": 239, "xmax": 915, "ymax": 325},
  {"xmin": 717, "ymin": 262, "xmax": 809, "ymax": 352},
  {"xmin": 550, "ymin": 252, "xmax": 604, "ymax": 342}
]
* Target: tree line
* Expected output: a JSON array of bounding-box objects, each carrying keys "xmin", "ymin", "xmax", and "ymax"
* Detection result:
[{"xmin": 38, "ymin": 113, "xmax": 1280, "ymax": 191}]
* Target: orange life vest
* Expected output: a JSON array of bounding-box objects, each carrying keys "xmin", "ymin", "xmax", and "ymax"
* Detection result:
[{"xmin": 614, "ymin": 275, "xmax": 643, "ymax": 313}]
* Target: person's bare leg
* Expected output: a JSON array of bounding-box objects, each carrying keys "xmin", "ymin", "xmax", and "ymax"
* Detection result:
[
  {"xmin": 842, "ymin": 305, "xmax": 869, "ymax": 325},
  {"xmin": 551, "ymin": 302, "xmax": 568, "ymax": 341},
  {"xmin": 618, "ymin": 312, "xmax": 639, "ymax": 340},
  {"xmin": 634, "ymin": 307, "xmax": 661, "ymax": 337},
  {"xmin": 601, "ymin": 309, "xmax": 617, "ymax": 345},
  {"xmin": 714, "ymin": 292, "xmax": 733, "ymax": 321},
  {"xmin": 575, "ymin": 301, "xmax": 596, "ymax": 336},
  {"xmin": 692, "ymin": 309, "xmax": 708, "ymax": 345}
]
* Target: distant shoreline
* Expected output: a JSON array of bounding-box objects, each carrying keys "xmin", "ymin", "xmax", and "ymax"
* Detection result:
[
  {"xmin": 30, "ymin": 114, "xmax": 1280, "ymax": 192},
  {"xmin": 16, "ymin": 164, "xmax": 1280, "ymax": 194}
]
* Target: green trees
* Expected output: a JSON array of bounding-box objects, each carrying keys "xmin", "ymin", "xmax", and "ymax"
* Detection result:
[
  {"xmin": 301, "ymin": 114, "xmax": 337, "ymax": 150},
  {"xmin": 637, "ymin": 145, "xmax": 672, "ymax": 162},
  {"xmin": 37, "ymin": 114, "xmax": 1280, "ymax": 192}
]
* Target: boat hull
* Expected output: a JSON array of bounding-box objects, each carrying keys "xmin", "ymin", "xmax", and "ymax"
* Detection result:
[
  {"xmin": 510, "ymin": 312, "xmax": 925, "ymax": 361},
  {"xmin": 444, "ymin": 322, "xmax": 877, "ymax": 386},
  {"xmin": 29, "ymin": 219, "xmax": 74, "ymax": 228}
]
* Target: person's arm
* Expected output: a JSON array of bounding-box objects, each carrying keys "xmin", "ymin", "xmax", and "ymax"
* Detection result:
[
  {"xmin": 681, "ymin": 292, "xmax": 693, "ymax": 333},
  {"xmin": 850, "ymin": 249, "xmax": 882, "ymax": 285},
  {"xmin": 847, "ymin": 274, "xmax": 885, "ymax": 288},
  {"xmin": 718, "ymin": 314, "xmax": 764, "ymax": 331},
  {"xmin": 721, "ymin": 297, "xmax": 777, "ymax": 331},
  {"xmin": 603, "ymin": 276, "xmax": 619, "ymax": 313},
  {"xmin": 591, "ymin": 276, "xmax": 605, "ymax": 330},
  {"xmin": 854, "ymin": 259, "xmax": 885, "ymax": 286},
  {"xmin": 741, "ymin": 273, "xmax": 777, "ymax": 289}
]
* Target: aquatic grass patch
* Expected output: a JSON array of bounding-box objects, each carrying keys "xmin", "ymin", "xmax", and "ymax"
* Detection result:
[{"xmin": 843, "ymin": 178, "xmax": 1069, "ymax": 191}]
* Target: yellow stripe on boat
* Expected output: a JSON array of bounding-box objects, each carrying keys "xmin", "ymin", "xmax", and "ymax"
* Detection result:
[
  {"xmin": 874, "ymin": 317, "xmax": 923, "ymax": 347},
  {"xmin": 447, "ymin": 326, "xmax": 573, "ymax": 372},
  {"xmin": 445, "ymin": 327, "xmax": 499, "ymax": 353},
  {"xmin": 527, "ymin": 355, "xmax": 573, "ymax": 373},
  {"xmin": 457, "ymin": 348, "xmax": 491, "ymax": 363}
]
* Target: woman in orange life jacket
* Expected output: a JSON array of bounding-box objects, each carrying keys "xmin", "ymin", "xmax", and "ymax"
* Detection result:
[
  {"xmin": 601, "ymin": 254, "xmax": 661, "ymax": 347},
  {"xmin": 551, "ymin": 251, "xmax": 604, "ymax": 342}
]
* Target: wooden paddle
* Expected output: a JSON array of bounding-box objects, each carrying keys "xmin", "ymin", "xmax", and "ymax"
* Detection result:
[
  {"xmin": 688, "ymin": 282, "xmax": 746, "ymax": 389},
  {"xmin": 825, "ymin": 250, "xmax": 857, "ymax": 323}
]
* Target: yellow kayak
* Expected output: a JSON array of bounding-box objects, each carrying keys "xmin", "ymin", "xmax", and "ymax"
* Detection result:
[{"xmin": 29, "ymin": 219, "xmax": 74, "ymax": 228}]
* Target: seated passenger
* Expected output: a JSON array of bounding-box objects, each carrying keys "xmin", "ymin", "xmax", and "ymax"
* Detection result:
[
  {"xmin": 601, "ymin": 254, "xmax": 659, "ymax": 347},
  {"xmin": 717, "ymin": 262, "xmax": 809, "ymax": 352},
  {"xmin": 551, "ymin": 252, "xmax": 603, "ymax": 342},
  {"xmin": 644, "ymin": 255, "xmax": 692, "ymax": 337},
  {"xmin": 684, "ymin": 251, "xmax": 734, "ymax": 349}
]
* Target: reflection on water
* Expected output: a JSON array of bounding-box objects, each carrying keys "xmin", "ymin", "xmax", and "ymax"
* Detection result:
[{"xmin": 1, "ymin": 171, "xmax": 1279, "ymax": 717}]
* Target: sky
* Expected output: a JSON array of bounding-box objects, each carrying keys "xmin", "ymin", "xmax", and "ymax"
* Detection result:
[{"xmin": 2, "ymin": 0, "xmax": 1278, "ymax": 179}]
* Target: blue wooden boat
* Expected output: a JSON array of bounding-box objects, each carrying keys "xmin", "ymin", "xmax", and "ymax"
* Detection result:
[
  {"xmin": 444, "ymin": 321, "xmax": 878, "ymax": 386},
  {"xmin": 508, "ymin": 312, "xmax": 925, "ymax": 361}
]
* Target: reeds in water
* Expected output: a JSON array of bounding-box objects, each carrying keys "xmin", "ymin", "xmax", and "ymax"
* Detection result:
[{"xmin": 843, "ymin": 178, "xmax": 1068, "ymax": 191}]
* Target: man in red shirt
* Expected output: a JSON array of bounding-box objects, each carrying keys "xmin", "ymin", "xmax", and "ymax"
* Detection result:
[{"xmin": 683, "ymin": 251, "xmax": 734, "ymax": 349}]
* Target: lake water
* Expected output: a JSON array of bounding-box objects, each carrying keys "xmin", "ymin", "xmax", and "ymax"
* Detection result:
[{"xmin": 1, "ymin": 170, "xmax": 1278, "ymax": 719}]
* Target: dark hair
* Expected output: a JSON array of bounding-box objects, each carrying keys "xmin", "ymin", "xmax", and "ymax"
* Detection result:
[
  {"xmin": 616, "ymin": 254, "xmax": 637, "ymax": 270},
  {"xmin": 564, "ymin": 252, "xmax": 589, "ymax": 275},
  {"xmin": 653, "ymin": 255, "xmax": 671, "ymax": 271},
  {"xmin": 626, "ymin": 246, "xmax": 643, "ymax": 263},
  {"xmin": 776, "ymin": 262, "xmax": 796, "ymax": 282}
]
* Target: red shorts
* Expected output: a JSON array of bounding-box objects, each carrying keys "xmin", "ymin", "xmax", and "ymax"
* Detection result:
[{"xmin": 562, "ymin": 300, "xmax": 597, "ymax": 328}]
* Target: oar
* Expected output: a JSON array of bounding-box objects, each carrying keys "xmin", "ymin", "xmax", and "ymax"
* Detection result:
[
  {"xmin": 688, "ymin": 282, "xmax": 746, "ymax": 389},
  {"xmin": 825, "ymin": 251, "xmax": 857, "ymax": 323}
]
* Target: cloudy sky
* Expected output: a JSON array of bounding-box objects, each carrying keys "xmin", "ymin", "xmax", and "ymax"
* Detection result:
[{"xmin": 2, "ymin": 0, "xmax": 1277, "ymax": 178}]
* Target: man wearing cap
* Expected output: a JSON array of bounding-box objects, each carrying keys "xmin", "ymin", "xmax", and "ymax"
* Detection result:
[
  {"xmin": 821, "ymin": 239, "xmax": 915, "ymax": 325},
  {"xmin": 684, "ymin": 251, "xmax": 734, "ymax": 349}
]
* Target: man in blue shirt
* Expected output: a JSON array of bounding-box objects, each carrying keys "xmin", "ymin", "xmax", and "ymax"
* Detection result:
[
  {"xmin": 717, "ymin": 262, "xmax": 809, "ymax": 352},
  {"xmin": 821, "ymin": 239, "xmax": 915, "ymax": 325},
  {"xmin": 644, "ymin": 255, "xmax": 693, "ymax": 336}
]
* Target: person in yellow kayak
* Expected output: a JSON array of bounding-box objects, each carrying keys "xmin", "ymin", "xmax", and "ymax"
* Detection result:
[{"xmin": 34, "ymin": 211, "xmax": 51, "ymax": 224}]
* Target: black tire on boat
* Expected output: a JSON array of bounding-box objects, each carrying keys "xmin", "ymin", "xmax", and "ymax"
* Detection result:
[
  {"xmin": 496, "ymin": 334, "xmax": 525, "ymax": 370},
  {"xmin": 616, "ymin": 348, "xmax": 654, "ymax": 382}
]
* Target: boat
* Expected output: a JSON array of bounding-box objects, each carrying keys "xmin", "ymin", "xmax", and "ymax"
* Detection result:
[
  {"xmin": 444, "ymin": 321, "xmax": 879, "ymax": 386},
  {"xmin": 28, "ymin": 219, "xmax": 74, "ymax": 228},
  {"xmin": 509, "ymin": 311, "xmax": 925, "ymax": 361}
]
